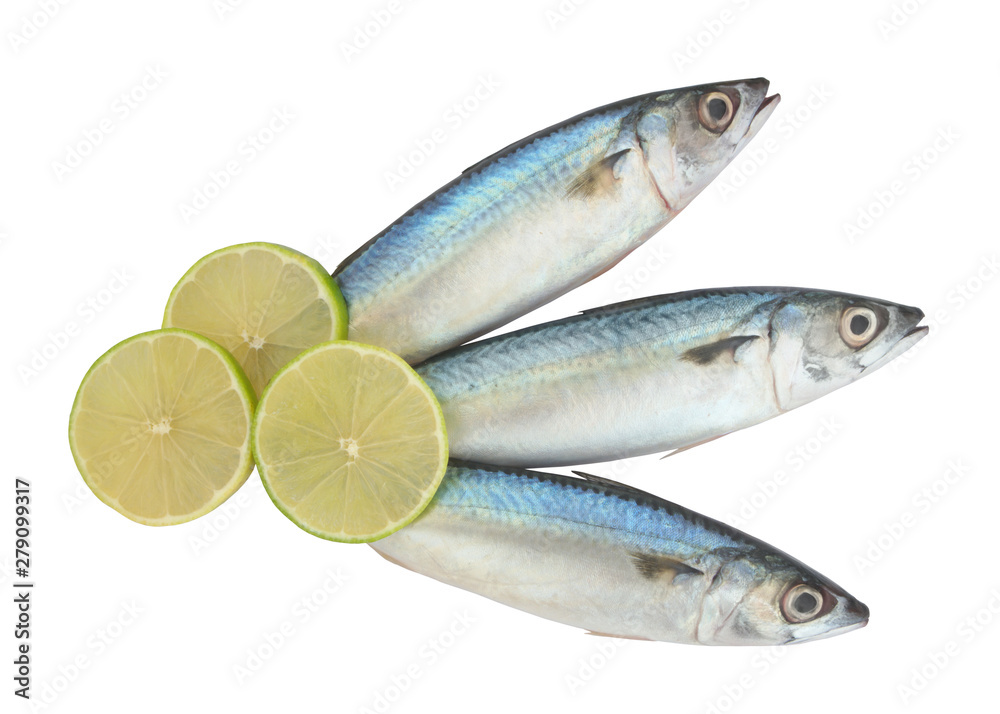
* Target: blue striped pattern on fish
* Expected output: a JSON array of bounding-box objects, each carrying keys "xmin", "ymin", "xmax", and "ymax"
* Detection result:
[
  {"xmin": 335, "ymin": 80, "xmax": 779, "ymax": 363},
  {"xmin": 339, "ymin": 104, "xmax": 633, "ymax": 300},
  {"xmin": 371, "ymin": 462, "xmax": 869, "ymax": 645},
  {"xmin": 416, "ymin": 288, "xmax": 927, "ymax": 467}
]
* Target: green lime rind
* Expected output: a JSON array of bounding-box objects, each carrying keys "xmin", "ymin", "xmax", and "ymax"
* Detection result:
[
  {"xmin": 162, "ymin": 242, "xmax": 349, "ymax": 396},
  {"xmin": 68, "ymin": 328, "xmax": 257, "ymax": 527},
  {"xmin": 251, "ymin": 340, "xmax": 448, "ymax": 544},
  {"xmin": 162, "ymin": 241, "xmax": 347, "ymax": 336}
]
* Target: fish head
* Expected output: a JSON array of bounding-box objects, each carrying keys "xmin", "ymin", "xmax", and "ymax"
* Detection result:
[
  {"xmin": 696, "ymin": 552, "xmax": 869, "ymax": 645},
  {"xmin": 767, "ymin": 291, "xmax": 928, "ymax": 411},
  {"xmin": 635, "ymin": 78, "xmax": 779, "ymax": 212}
]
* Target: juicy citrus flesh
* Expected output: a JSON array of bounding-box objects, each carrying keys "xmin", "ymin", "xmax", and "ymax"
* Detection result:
[
  {"xmin": 69, "ymin": 329, "xmax": 256, "ymax": 526},
  {"xmin": 253, "ymin": 341, "xmax": 448, "ymax": 543},
  {"xmin": 163, "ymin": 243, "xmax": 348, "ymax": 397}
]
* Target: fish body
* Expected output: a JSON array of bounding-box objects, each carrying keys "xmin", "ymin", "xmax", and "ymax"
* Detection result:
[
  {"xmin": 335, "ymin": 80, "xmax": 778, "ymax": 363},
  {"xmin": 372, "ymin": 462, "xmax": 869, "ymax": 645},
  {"xmin": 417, "ymin": 288, "xmax": 927, "ymax": 467}
]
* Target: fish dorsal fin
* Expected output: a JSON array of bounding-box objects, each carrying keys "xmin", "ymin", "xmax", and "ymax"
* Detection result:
[
  {"xmin": 571, "ymin": 470, "xmax": 634, "ymax": 490},
  {"xmin": 460, "ymin": 87, "xmax": 660, "ymax": 176},
  {"xmin": 628, "ymin": 552, "xmax": 703, "ymax": 581},
  {"xmin": 681, "ymin": 335, "xmax": 759, "ymax": 365},
  {"xmin": 331, "ymin": 233, "xmax": 380, "ymax": 278},
  {"xmin": 461, "ymin": 134, "xmax": 534, "ymax": 175},
  {"xmin": 577, "ymin": 287, "xmax": 781, "ymax": 318},
  {"xmin": 578, "ymin": 294, "xmax": 669, "ymax": 317},
  {"xmin": 569, "ymin": 470, "xmax": 680, "ymax": 512},
  {"xmin": 565, "ymin": 149, "xmax": 631, "ymax": 200}
]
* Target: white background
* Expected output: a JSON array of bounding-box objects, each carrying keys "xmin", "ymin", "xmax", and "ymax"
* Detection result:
[{"xmin": 2, "ymin": 1, "xmax": 998, "ymax": 712}]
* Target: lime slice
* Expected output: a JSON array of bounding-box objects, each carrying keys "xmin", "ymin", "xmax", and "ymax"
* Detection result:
[
  {"xmin": 68, "ymin": 329, "xmax": 256, "ymax": 526},
  {"xmin": 252, "ymin": 341, "xmax": 448, "ymax": 543},
  {"xmin": 163, "ymin": 242, "xmax": 348, "ymax": 397}
]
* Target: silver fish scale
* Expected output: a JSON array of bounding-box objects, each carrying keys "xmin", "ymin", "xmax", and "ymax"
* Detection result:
[
  {"xmin": 417, "ymin": 287, "xmax": 793, "ymax": 400},
  {"xmin": 336, "ymin": 103, "xmax": 640, "ymax": 309},
  {"xmin": 434, "ymin": 462, "xmax": 759, "ymax": 557},
  {"xmin": 372, "ymin": 461, "xmax": 869, "ymax": 644}
]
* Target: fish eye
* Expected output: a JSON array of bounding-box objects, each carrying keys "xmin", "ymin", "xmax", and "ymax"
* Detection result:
[
  {"xmin": 698, "ymin": 92, "xmax": 734, "ymax": 133},
  {"xmin": 781, "ymin": 583, "xmax": 825, "ymax": 623},
  {"xmin": 839, "ymin": 306, "xmax": 879, "ymax": 348}
]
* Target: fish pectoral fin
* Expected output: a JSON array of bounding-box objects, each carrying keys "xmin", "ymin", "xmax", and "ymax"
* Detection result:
[
  {"xmin": 331, "ymin": 233, "xmax": 380, "ymax": 278},
  {"xmin": 681, "ymin": 335, "xmax": 759, "ymax": 365},
  {"xmin": 660, "ymin": 434, "xmax": 728, "ymax": 460},
  {"xmin": 585, "ymin": 631, "xmax": 653, "ymax": 641},
  {"xmin": 565, "ymin": 149, "xmax": 631, "ymax": 199},
  {"xmin": 629, "ymin": 551, "xmax": 703, "ymax": 581}
]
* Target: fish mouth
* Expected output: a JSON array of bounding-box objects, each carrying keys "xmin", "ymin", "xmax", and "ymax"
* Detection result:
[
  {"xmin": 743, "ymin": 92, "xmax": 780, "ymax": 142},
  {"xmin": 788, "ymin": 617, "xmax": 868, "ymax": 645},
  {"xmin": 754, "ymin": 93, "xmax": 781, "ymax": 120},
  {"xmin": 788, "ymin": 596, "xmax": 869, "ymax": 644},
  {"xmin": 860, "ymin": 315, "xmax": 929, "ymax": 374},
  {"xmin": 731, "ymin": 80, "xmax": 779, "ymax": 152}
]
